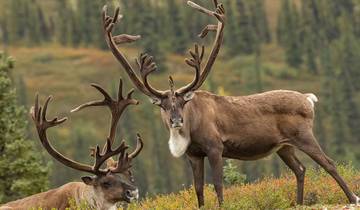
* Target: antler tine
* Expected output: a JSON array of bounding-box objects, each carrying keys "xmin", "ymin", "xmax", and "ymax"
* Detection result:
[
  {"xmin": 72, "ymin": 79, "xmax": 138, "ymax": 147},
  {"xmin": 187, "ymin": 1, "xmax": 215, "ymax": 17},
  {"xmin": 177, "ymin": 44, "xmax": 204, "ymax": 94},
  {"xmin": 118, "ymin": 78, "xmax": 124, "ymax": 100},
  {"xmin": 182, "ymin": 1, "xmax": 225, "ymax": 91},
  {"xmin": 198, "ymin": 25, "xmax": 217, "ymax": 38},
  {"xmin": 32, "ymin": 94, "xmax": 98, "ymax": 175},
  {"xmin": 93, "ymin": 138, "xmax": 128, "ymax": 172},
  {"xmin": 111, "ymin": 146, "xmax": 131, "ymax": 173},
  {"xmin": 111, "ymin": 134, "xmax": 144, "ymax": 173},
  {"xmin": 136, "ymin": 53, "xmax": 166, "ymax": 99},
  {"xmin": 71, "ymin": 84, "xmax": 112, "ymax": 113},
  {"xmin": 102, "ymin": 5, "xmax": 161, "ymax": 99},
  {"xmin": 128, "ymin": 133, "xmax": 144, "ymax": 159}
]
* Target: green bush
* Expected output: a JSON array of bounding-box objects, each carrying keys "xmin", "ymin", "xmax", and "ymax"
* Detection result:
[{"xmin": 223, "ymin": 159, "xmax": 246, "ymax": 186}]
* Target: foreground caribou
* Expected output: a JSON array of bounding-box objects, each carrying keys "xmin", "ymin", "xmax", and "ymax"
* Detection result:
[
  {"xmin": 0, "ymin": 80, "xmax": 143, "ymax": 210},
  {"xmin": 102, "ymin": 1, "xmax": 359, "ymax": 207}
]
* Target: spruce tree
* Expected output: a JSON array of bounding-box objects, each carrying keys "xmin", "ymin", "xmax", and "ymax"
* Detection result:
[
  {"xmin": 140, "ymin": 1, "xmax": 167, "ymax": 72},
  {"xmin": 165, "ymin": 0, "xmax": 188, "ymax": 54},
  {"xmin": 0, "ymin": 52, "xmax": 49, "ymax": 203},
  {"xmin": 249, "ymin": 0, "xmax": 271, "ymax": 43},
  {"xmin": 56, "ymin": 0, "xmax": 71, "ymax": 45},
  {"xmin": 224, "ymin": 0, "xmax": 241, "ymax": 55},
  {"xmin": 277, "ymin": 0, "xmax": 303, "ymax": 68},
  {"xmin": 235, "ymin": 0, "xmax": 255, "ymax": 54},
  {"xmin": 319, "ymin": 43, "xmax": 349, "ymax": 158},
  {"xmin": 336, "ymin": 16, "xmax": 360, "ymax": 146}
]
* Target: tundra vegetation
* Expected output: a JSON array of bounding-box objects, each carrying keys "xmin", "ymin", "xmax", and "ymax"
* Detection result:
[{"xmin": 0, "ymin": 0, "xmax": 360, "ymax": 209}]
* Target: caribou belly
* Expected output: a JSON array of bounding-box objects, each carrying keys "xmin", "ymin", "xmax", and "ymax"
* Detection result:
[{"xmin": 223, "ymin": 139, "xmax": 284, "ymax": 160}]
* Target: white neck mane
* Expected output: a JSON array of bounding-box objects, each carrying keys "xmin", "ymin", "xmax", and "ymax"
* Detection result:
[{"xmin": 169, "ymin": 129, "xmax": 190, "ymax": 158}]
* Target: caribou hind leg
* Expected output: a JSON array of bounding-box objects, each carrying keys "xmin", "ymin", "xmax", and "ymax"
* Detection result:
[
  {"xmin": 295, "ymin": 132, "xmax": 359, "ymax": 204},
  {"xmin": 277, "ymin": 146, "xmax": 306, "ymax": 205}
]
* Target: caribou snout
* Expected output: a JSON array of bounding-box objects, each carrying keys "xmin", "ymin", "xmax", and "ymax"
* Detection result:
[{"xmin": 125, "ymin": 188, "xmax": 139, "ymax": 202}]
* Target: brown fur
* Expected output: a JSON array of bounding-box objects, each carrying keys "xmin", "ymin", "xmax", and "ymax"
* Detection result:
[
  {"xmin": 159, "ymin": 90, "xmax": 358, "ymax": 207},
  {"xmin": 162, "ymin": 90, "xmax": 314, "ymax": 160},
  {"xmin": 0, "ymin": 182, "xmax": 86, "ymax": 210}
]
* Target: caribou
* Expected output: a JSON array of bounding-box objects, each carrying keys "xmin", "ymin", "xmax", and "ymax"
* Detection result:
[
  {"xmin": 102, "ymin": 0, "xmax": 359, "ymax": 207},
  {"xmin": 0, "ymin": 80, "xmax": 143, "ymax": 210}
]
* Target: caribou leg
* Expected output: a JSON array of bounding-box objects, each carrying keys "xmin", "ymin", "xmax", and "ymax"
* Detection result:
[
  {"xmin": 208, "ymin": 149, "xmax": 224, "ymax": 206},
  {"xmin": 277, "ymin": 146, "xmax": 306, "ymax": 205},
  {"xmin": 296, "ymin": 132, "xmax": 358, "ymax": 204},
  {"xmin": 188, "ymin": 155, "xmax": 205, "ymax": 207}
]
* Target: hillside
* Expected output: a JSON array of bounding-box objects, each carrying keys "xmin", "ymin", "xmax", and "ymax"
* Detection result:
[
  {"xmin": 126, "ymin": 165, "xmax": 360, "ymax": 210},
  {"xmin": 5, "ymin": 43, "xmax": 358, "ymax": 197}
]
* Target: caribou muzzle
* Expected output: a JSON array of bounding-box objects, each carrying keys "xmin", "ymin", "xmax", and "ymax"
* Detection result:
[
  {"xmin": 170, "ymin": 117, "xmax": 183, "ymax": 129},
  {"xmin": 125, "ymin": 188, "xmax": 139, "ymax": 202}
]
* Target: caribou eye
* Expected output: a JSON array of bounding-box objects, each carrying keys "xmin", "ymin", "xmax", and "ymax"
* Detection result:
[
  {"xmin": 102, "ymin": 181, "xmax": 111, "ymax": 189},
  {"xmin": 149, "ymin": 97, "xmax": 161, "ymax": 105}
]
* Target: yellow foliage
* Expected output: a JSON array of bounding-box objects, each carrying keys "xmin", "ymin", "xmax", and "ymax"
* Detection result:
[{"xmin": 125, "ymin": 164, "xmax": 360, "ymax": 210}]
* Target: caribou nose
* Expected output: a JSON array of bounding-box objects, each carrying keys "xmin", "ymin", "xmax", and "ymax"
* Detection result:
[
  {"xmin": 125, "ymin": 188, "xmax": 139, "ymax": 201},
  {"xmin": 171, "ymin": 118, "xmax": 183, "ymax": 128}
]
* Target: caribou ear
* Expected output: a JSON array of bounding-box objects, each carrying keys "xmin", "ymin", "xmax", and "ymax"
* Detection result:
[
  {"xmin": 81, "ymin": 176, "xmax": 96, "ymax": 186},
  {"xmin": 149, "ymin": 97, "xmax": 161, "ymax": 105},
  {"xmin": 183, "ymin": 91, "xmax": 195, "ymax": 101}
]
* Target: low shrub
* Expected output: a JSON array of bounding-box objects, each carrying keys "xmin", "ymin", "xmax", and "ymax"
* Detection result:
[{"xmin": 126, "ymin": 163, "xmax": 360, "ymax": 210}]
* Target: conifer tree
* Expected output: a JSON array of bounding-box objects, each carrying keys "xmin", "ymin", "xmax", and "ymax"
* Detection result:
[
  {"xmin": 319, "ymin": 43, "xmax": 349, "ymax": 158},
  {"xmin": 140, "ymin": 1, "xmax": 167, "ymax": 72},
  {"xmin": 249, "ymin": 0, "xmax": 271, "ymax": 43},
  {"xmin": 277, "ymin": 0, "xmax": 303, "ymax": 68},
  {"xmin": 235, "ymin": 0, "xmax": 255, "ymax": 54},
  {"xmin": 335, "ymin": 16, "xmax": 360, "ymax": 145},
  {"xmin": 223, "ymin": 0, "xmax": 241, "ymax": 55},
  {"xmin": 56, "ymin": 0, "xmax": 71, "ymax": 45},
  {"xmin": 165, "ymin": 0, "xmax": 188, "ymax": 54},
  {"xmin": 0, "ymin": 52, "xmax": 49, "ymax": 203},
  {"xmin": 27, "ymin": 1, "xmax": 42, "ymax": 45}
]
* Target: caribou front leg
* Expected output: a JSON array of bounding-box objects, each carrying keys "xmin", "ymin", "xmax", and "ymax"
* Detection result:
[
  {"xmin": 208, "ymin": 148, "xmax": 224, "ymax": 206},
  {"xmin": 188, "ymin": 155, "xmax": 205, "ymax": 207}
]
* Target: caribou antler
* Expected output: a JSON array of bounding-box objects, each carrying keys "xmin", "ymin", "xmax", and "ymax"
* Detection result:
[
  {"xmin": 176, "ymin": 1, "xmax": 225, "ymax": 94},
  {"xmin": 70, "ymin": 79, "xmax": 143, "ymax": 170},
  {"xmin": 102, "ymin": 6, "xmax": 166, "ymax": 99},
  {"xmin": 31, "ymin": 94, "xmax": 130, "ymax": 175},
  {"xmin": 178, "ymin": 44, "xmax": 204, "ymax": 94},
  {"xmin": 71, "ymin": 79, "xmax": 138, "ymax": 146},
  {"xmin": 110, "ymin": 134, "xmax": 143, "ymax": 173},
  {"xmin": 136, "ymin": 53, "xmax": 165, "ymax": 99}
]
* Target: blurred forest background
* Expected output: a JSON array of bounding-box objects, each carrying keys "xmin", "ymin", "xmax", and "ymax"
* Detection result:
[{"xmin": 1, "ymin": 0, "xmax": 360, "ymax": 203}]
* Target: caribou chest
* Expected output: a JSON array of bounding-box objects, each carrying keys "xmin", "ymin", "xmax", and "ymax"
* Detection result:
[{"xmin": 168, "ymin": 129, "xmax": 190, "ymax": 157}]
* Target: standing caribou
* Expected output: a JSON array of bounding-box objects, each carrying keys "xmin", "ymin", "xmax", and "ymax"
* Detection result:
[
  {"xmin": 0, "ymin": 80, "xmax": 143, "ymax": 210},
  {"xmin": 102, "ymin": 0, "xmax": 359, "ymax": 208}
]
